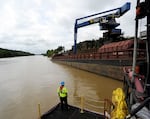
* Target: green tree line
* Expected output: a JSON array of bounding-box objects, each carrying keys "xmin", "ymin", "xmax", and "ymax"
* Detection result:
[
  {"xmin": 46, "ymin": 46, "xmax": 64, "ymax": 57},
  {"xmin": 0, "ymin": 48, "xmax": 34, "ymax": 58},
  {"xmin": 46, "ymin": 36, "xmax": 134, "ymax": 57}
]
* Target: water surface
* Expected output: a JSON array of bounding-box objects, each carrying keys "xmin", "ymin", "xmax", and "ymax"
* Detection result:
[{"xmin": 0, "ymin": 56, "xmax": 122, "ymax": 119}]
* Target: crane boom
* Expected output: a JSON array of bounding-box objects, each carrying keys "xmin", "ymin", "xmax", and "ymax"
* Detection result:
[{"xmin": 74, "ymin": 2, "xmax": 130, "ymax": 54}]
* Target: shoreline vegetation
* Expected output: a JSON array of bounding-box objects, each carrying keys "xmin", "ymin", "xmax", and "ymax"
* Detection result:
[
  {"xmin": 0, "ymin": 48, "xmax": 34, "ymax": 58},
  {"xmin": 46, "ymin": 37, "xmax": 134, "ymax": 57}
]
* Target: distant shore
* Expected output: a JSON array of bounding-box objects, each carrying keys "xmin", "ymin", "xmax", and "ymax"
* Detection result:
[{"xmin": 0, "ymin": 48, "xmax": 34, "ymax": 58}]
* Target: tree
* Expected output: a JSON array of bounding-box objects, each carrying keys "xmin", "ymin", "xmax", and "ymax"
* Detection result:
[{"xmin": 46, "ymin": 46, "xmax": 65, "ymax": 57}]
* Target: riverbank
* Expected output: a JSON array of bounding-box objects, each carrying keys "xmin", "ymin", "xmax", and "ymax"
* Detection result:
[{"xmin": 0, "ymin": 48, "xmax": 34, "ymax": 58}]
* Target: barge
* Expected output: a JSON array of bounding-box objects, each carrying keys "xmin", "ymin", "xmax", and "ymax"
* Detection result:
[
  {"xmin": 41, "ymin": 103, "xmax": 105, "ymax": 119},
  {"xmin": 52, "ymin": 39, "xmax": 146, "ymax": 80}
]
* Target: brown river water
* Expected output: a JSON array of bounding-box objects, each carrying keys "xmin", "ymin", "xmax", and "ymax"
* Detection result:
[{"xmin": 0, "ymin": 55, "xmax": 122, "ymax": 119}]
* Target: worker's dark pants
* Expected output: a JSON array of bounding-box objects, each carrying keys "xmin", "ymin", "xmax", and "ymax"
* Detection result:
[{"xmin": 60, "ymin": 96, "xmax": 68, "ymax": 110}]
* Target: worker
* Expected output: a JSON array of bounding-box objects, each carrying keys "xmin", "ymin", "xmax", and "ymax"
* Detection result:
[
  {"xmin": 127, "ymin": 64, "xmax": 145, "ymax": 100},
  {"xmin": 57, "ymin": 81, "xmax": 68, "ymax": 110}
]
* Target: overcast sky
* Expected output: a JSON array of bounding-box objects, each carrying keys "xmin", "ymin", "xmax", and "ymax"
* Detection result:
[{"xmin": 0, "ymin": 0, "xmax": 146, "ymax": 54}]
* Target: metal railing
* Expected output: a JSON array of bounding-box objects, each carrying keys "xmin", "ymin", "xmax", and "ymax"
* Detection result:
[
  {"xmin": 73, "ymin": 96, "xmax": 112, "ymax": 118},
  {"xmin": 52, "ymin": 49, "xmax": 146, "ymax": 61}
]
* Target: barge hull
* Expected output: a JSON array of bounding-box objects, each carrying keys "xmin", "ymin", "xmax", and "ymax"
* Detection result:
[{"xmin": 52, "ymin": 59, "xmax": 136, "ymax": 80}]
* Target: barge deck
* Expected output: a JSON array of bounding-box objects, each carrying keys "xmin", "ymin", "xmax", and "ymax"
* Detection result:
[{"xmin": 41, "ymin": 103, "xmax": 105, "ymax": 119}]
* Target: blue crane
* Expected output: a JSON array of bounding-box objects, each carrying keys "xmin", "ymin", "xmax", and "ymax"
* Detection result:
[{"xmin": 73, "ymin": 2, "xmax": 131, "ymax": 54}]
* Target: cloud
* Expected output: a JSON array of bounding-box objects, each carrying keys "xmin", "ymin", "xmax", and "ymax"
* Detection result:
[{"xmin": 0, "ymin": 0, "xmax": 143, "ymax": 54}]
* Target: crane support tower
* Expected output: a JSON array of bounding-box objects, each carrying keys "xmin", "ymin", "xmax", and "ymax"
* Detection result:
[{"xmin": 74, "ymin": 2, "xmax": 130, "ymax": 54}]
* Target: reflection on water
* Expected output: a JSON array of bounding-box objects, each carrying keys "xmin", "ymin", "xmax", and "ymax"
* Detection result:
[{"xmin": 0, "ymin": 56, "xmax": 122, "ymax": 119}]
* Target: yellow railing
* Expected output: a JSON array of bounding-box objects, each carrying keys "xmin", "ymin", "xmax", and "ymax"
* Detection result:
[
  {"xmin": 38, "ymin": 103, "xmax": 41, "ymax": 119},
  {"xmin": 73, "ymin": 96, "xmax": 113, "ymax": 118}
]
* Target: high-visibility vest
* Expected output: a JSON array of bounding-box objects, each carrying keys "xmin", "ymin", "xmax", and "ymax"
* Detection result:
[{"xmin": 57, "ymin": 86, "xmax": 68, "ymax": 98}]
